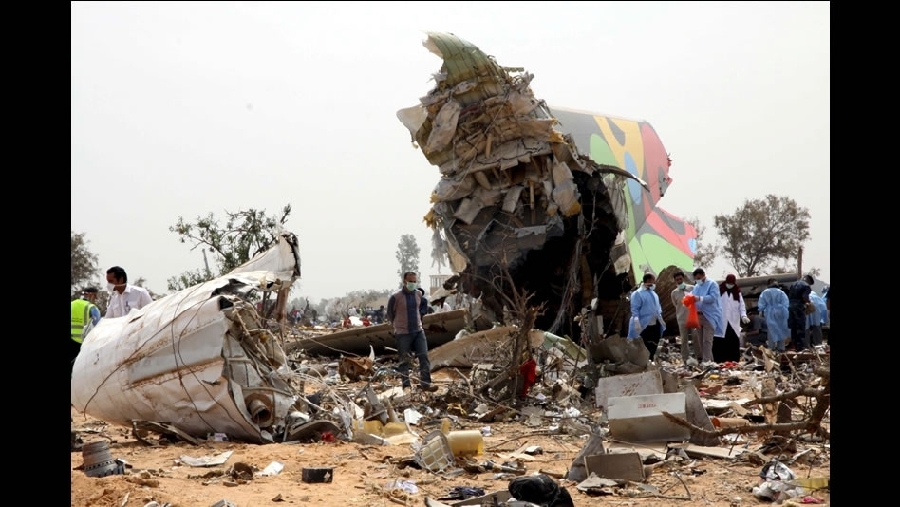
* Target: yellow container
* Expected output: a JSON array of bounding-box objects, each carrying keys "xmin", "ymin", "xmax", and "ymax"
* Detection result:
[
  {"xmin": 446, "ymin": 430, "xmax": 484, "ymax": 458},
  {"xmin": 441, "ymin": 418, "xmax": 451, "ymax": 435},
  {"xmin": 382, "ymin": 422, "xmax": 408, "ymax": 438},
  {"xmin": 363, "ymin": 420, "xmax": 384, "ymax": 436}
]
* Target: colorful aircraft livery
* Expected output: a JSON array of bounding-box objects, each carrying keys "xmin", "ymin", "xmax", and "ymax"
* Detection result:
[{"xmin": 548, "ymin": 107, "xmax": 698, "ymax": 276}]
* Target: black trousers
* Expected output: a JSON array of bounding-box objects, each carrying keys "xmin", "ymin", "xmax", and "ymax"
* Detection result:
[
  {"xmin": 790, "ymin": 326, "xmax": 810, "ymax": 350},
  {"xmin": 787, "ymin": 305, "xmax": 809, "ymax": 351},
  {"xmin": 640, "ymin": 324, "xmax": 661, "ymax": 359},
  {"xmin": 713, "ymin": 323, "xmax": 742, "ymax": 363}
]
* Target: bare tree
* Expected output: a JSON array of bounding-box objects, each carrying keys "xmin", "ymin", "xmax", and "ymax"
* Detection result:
[
  {"xmin": 713, "ymin": 195, "xmax": 811, "ymax": 277},
  {"xmin": 471, "ymin": 265, "xmax": 546, "ymax": 405},
  {"xmin": 685, "ymin": 216, "xmax": 717, "ymax": 268},
  {"xmin": 71, "ymin": 231, "xmax": 99, "ymax": 292},
  {"xmin": 168, "ymin": 204, "xmax": 292, "ymax": 291}
]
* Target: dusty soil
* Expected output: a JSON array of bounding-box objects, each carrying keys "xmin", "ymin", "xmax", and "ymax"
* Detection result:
[{"xmin": 71, "ymin": 370, "xmax": 830, "ymax": 507}]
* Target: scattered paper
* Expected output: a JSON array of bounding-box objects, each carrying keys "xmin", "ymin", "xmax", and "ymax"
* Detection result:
[
  {"xmin": 179, "ymin": 450, "xmax": 234, "ymax": 467},
  {"xmin": 403, "ymin": 408, "xmax": 424, "ymax": 425},
  {"xmin": 256, "ymin": 461, "xmax": 284, "ymax": 477}
]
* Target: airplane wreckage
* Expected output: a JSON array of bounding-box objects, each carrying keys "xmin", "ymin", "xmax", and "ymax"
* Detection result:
[
  {"xmin": 71, "ymin": 34, "xmax": 714, "ymax": 444},
  {"xmin": 397, "ymin": 32, "xmax": 699, "ymax": 339},
  {"xmin": 71, "ymin": 233, "xmax": 305, "ymax": 443}
]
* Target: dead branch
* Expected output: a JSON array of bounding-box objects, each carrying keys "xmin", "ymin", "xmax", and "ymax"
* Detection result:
[
  {"xmin": 742, "ymin": 387, "xmax": 823, "ymax": 407},
  {"xmin": 813, "ymin": 365, "xmax": 830, "ymax": 378},
  {"xmin": 451, "ymin": 368, "xmax": 474, "ymax": 397},
  {"xmin": 670, "ymin": 364, "xmax": 831, "ymax": 442},
  {"xmin": 662, "ymin": 412, "xmax": 812, "ymax": 437},
  {"xmin": 805, "ymin": 374, "xmax": 831, "ymax": 430}
]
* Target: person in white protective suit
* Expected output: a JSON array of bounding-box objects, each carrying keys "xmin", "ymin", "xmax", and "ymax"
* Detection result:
[
  {"xmin": 715, "ymin": 274, "xmax": 750, "ymax": 363},
  {"xmin": 670, "ymin": 271, "xmax": 697, "ymax": 363}
]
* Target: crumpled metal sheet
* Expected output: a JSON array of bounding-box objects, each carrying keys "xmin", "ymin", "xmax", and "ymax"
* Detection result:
[
  {"xmin": 71, "ymin": 233, "xmax": 302, "ymax": 444},
  {"xmin": 400, "ymin": 33, "xmax": 675, "ymax": 336},
  {"xmin": 397, "ymin": 33, "xmax": 651, "ymax": 273}
]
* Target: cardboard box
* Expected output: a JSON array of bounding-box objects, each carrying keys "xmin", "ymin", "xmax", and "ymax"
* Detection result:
[{"xmin": 608, "ymin": 392, "xmax": 691, "ymax": 442}]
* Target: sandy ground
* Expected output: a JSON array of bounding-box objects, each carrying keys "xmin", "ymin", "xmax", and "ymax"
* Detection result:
[{"xmin": 71, "ymin": 369, "xmax": 830, "ymax": 507}]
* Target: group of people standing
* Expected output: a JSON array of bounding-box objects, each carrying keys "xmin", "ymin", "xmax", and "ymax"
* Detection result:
[
  {"xmin": 753, "ymin": 275, "xmax": 829, "ymax": 352},
  {"xmin": 70, "ymin": 266, "xmax": 154, "ymax": 374},
  {"xmin": 629, "ymin": 269, "xmax": 829, "ymax": 367}
]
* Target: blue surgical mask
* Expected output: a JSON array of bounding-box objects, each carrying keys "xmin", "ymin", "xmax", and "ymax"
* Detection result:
[
  {"xmin": 677, "ymin": 283, "xmax": 687, "ymax": 290},
  {"xmin": 726, "ymin": 283, "xmax": 734, "ymax": 289},
  {"xmin": 405, "ymin": 282, "xmax": 417, "ymax": 291},
  {"xmin": 647, "ymin": 284, "xmax": 656, "ymax": 291}
]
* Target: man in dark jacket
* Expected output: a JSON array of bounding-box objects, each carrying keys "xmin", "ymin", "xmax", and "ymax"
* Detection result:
[
  {"xmin": 386, "ymin": 272, "xmax": 438, "ymax": 392},
  {"xmin": 788, "ymin": 274, "xmax": 813, "ymax": 351}
]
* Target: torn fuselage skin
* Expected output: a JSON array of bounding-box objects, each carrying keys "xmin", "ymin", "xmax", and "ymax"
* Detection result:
[{"xmin": 401, "ymin": 33, "xmax": 644, "ymax": 340}]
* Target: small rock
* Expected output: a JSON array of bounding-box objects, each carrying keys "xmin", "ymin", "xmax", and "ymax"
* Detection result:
[
  {"xmin": 272, "ymin": 494, "xmax": 285, "ymax": 502},
  {"xmin": 223, "ymin": 480, "xmax": 239, "ymax": 487}
]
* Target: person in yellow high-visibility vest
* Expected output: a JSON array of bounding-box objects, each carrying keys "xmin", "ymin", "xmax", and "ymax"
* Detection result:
[{"xmin": 71, "ymin": 287, "xmax": 102, "ymax": 374}]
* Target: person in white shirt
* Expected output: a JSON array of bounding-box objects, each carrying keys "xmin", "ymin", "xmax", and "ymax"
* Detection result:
[
  {"xmin": 105, "ymin": 266, "xmax": 154, "ymax": 318},
  {"xmin": 715, "ymin": 273, "xmax": 749, "ymax": 363},
  {"xmin": 433, "ymin": 299, "xmax": 452, "ymax": 313}
]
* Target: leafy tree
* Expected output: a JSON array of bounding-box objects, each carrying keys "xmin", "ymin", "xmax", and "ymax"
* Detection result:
[
  {"xmin": 685, "ymin": 216, "xmax": 717, "ymax": 268},
  {"xmin": 71, "ymin": 231, "xmax": 99, "ymax": 291},
  {"xmin": 396, "ymin": 234, "xmax": 420, "ymax": 278},
  {"xmin": 168, "ymin": 204, "xmax": 292, "ymax": 291},
  {"xmin": 713, "ymin": 195, "xmax": 811, "ymax": 277},
  {"xmin": 167, "ymin": 269, "xmax": 213, "ymax": 293}
]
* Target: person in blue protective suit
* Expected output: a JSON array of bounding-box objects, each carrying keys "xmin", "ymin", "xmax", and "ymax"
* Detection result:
[
  {"xmin": 627, "ymin": 273, "xmax": 665, "ymax": 359},
  {"xmin": 758, "ymin": 278, "xmax": 790, "ymax": 352},
  {"xmin": 690, "ymin": 268, "xmax": 724, "ymax": 365},
  {"xmin": 807, "ymin": 290, "xmax": 828, "ymax": 346}
]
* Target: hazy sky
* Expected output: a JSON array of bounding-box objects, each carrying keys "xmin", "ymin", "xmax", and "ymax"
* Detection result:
[{"xmin": 71, "ymin": 1, "xmax": 830, "ymax": 300}]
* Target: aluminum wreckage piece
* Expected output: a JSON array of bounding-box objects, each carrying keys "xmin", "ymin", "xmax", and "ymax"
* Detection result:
[
  {"xmin": 71, "ymin": 232, "xmax": 302, "ymax": 443},
  {"xmin": 398, "ymin": 32, "xmax": 663, "ymax": 337}
]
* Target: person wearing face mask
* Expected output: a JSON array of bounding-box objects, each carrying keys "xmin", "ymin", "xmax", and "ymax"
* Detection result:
[
  {"xmin": 104, "ymin": 266, "xmax": 154, "ymax": 319},
  {"xmin": 715, "ymin": 274, "xmax": 749, "ymax": 363},
  {"xmin": 688, "ymin": 268, "xmax": 725, "ymax": 366},
  {"xmin": 628, "ymin": 273, "xmax": 665, "ymax": 359},
  {"xmin": 386, "ymin": 272, "xmax": 438, "ymax": 392},
  {"xmin": 71, "ymin": 287, "xmax": 102, "ymax": 375},
  {"xmin": 758, "ymin": 278, "xmax": 790, "ymax": 352},
  {"xmin": 670, "ymin": 271, "xmax": 697, "ymax": 364}
]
